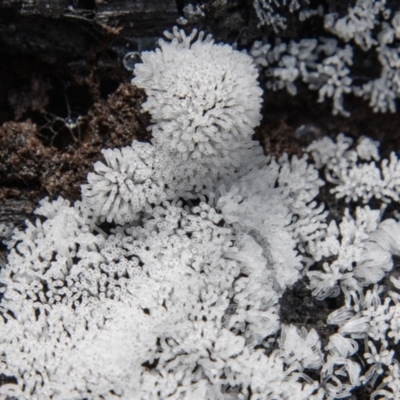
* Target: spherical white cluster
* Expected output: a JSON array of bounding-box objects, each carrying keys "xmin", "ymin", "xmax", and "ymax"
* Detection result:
[
  {"xmin": 133, "ymin": 27, "xmax": 263, "ymax": 186},
  {"xmin": 81, "ymin": 141, "xmax": 167, "ymax": 224}
]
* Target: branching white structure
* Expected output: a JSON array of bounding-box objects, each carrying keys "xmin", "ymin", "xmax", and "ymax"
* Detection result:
[{"xmin": 251, "ymin": 0, "xmax": 400, "ymax": 116}]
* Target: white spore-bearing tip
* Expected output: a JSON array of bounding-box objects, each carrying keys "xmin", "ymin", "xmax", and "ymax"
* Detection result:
[
  {"xmin": 132, "ymin": 27, "xmax": 263, "ymax": 174},
  {"xmin": 81, "ymin": 140, "xmax": 168, "ymax": 225}
]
